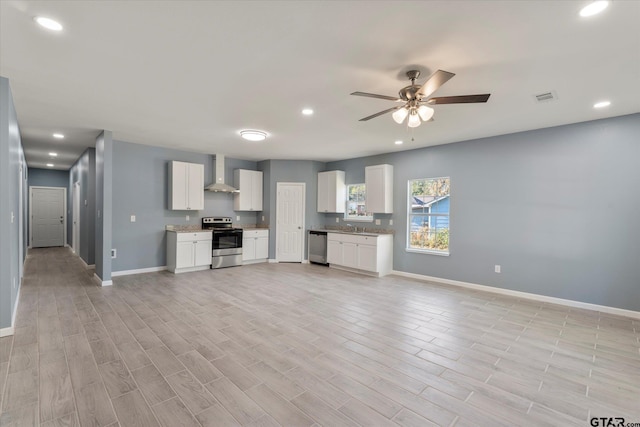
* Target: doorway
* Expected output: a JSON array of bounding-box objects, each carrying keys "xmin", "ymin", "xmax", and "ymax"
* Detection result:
[
  {"xmin": 30, "ymin": 186, "xmax": 66, "ymax": 248},
  {"xmin": 72, "ymin": 182, "xmax": 81, "ymax": 254},
  {"xmin": 276, "ymin": 182, "xmax": 305, "ymax": 262}
]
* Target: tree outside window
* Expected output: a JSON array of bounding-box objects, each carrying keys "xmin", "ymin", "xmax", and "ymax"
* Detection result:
[
  {"xmin": 408, "ymin": 177, "xmax": 450, "ymax": 253},
  {"xmin": 345, "ymin": 183, "xmax": 372, "ymax": 220}
]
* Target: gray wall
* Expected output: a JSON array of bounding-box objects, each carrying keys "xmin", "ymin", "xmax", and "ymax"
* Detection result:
[
  {"xmin": 28, "ymin": 167, "xmax": 71, "ymax": 242},
  {"xmin": 0, "ymin": 77, "xmax": 27, "ymax": 330},
  {"xmin": 325, "ymin": 113, "xmax": 640, "ymax": 311},
  {"xmin": 69, "ymin": 148, "xmax": 96, "ymax": 265},
  {"xmin": 95, "ymin": 131, "xmax": 113, "ymax": 282},
  {"xmin": 111, "ymin": 139, "xmax": 258, "ymax": 272},
  {"xmin": 259, "ymin": 159, "xmax": 326, "ymax": 259}
]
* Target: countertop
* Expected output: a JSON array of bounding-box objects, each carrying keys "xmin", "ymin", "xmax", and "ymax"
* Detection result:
[
  {"xmin": 309, "ymin": 228, "xmax": 393, "ymax": 237},
  {"xmin": 166, "ymin": 224, "xmax": 270, "ymax": 233}
]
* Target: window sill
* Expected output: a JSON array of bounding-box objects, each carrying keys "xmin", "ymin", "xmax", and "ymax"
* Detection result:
[{"xmin": 405, "ymin": 248, "xmax": 450, "ymax": 256}]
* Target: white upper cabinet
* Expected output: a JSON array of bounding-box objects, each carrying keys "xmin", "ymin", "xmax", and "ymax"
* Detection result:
[
  {"xmin": 365, "ymin": 164, "xmax": 393, "ymax": 213},
  {"xmin": 234, "ymin": 169, "xmax": 263, "ymax": 211},
  {"xmin": 168, "ymin": 161, "xmax": 204, "ymax": 210},
  {"xmin": 317, "ymin": 170, "xmax": 346, "ymax": 213}
]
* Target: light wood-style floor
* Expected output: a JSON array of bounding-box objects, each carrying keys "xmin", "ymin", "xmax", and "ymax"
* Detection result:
[{"xmin": 1, "ymin": 247, "xmax": 638, "ymax": 426}]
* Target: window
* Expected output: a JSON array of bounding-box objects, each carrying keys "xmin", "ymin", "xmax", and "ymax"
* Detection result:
[
  {"xmin": 345, "ymin": 183, "xmax": 372, "ymax": 221},
  {"xmin": 407, "ymin": 177, "xmax": 450, "ymax": 254}
]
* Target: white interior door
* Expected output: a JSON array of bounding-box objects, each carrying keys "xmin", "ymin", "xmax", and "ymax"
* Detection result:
[
  {"xmin": 31, "ymin": 187, "xmax": 66, "ymax": 248},
  {"xmin": 276, "ymin": 182, "xmax": 305, "ymax": 262},
  {"xmin": 72, "ymin": 182, "xmax": 81, "ymax": 254}
]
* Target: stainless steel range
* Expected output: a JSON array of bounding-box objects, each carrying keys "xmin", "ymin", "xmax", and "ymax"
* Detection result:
[{"xmin": 201, "ymin": 217, "xmax": 243, "ymax": 269}]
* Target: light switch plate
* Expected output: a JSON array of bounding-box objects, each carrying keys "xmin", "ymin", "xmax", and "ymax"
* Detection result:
[
  {"xmin": 236, "ymin": 216, "xmax": 240, "ymax": 221},
  {"xmin": 375, "ymin": 219, "xmax": 381, "ymax": 225},
  {"xmin": 186, "ymin": 215, "xmax": 190, "ymax": 221},
  {"xmin": 389, "ymin": 219, "xmax": 393, "ymax": 225},
  {"xmin": 130, "ymin": 215, "xmax": 136, "ymax": 222}
]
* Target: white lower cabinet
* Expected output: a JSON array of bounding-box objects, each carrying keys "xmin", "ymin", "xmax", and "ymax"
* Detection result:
[
  {"xmin": 242, "ymin": 229, "xmax": 269, "ymax": 263},
  {"xmin": 167, "ymin": 231, "xmax": 212, "ymax": 274},
  {"xmin": 326, "ymin": 233, "xmax": 393, "ymax": 276}
]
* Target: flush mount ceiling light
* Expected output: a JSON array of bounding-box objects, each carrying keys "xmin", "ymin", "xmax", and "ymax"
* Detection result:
[
  {"xmin": 53, "ymin": 133, "xmax": 64, "ymax": 139},
  {"xmin": 579, "ymin": 1, "xmax": 609, "ymax": 17},
  {"xmin": 48, "ymin": 152, "xmax": 58, "ymax": 157},
  {"xmin": 394, "ymin": 140, "xmax": 403, "ymax": 145},
  {"xmin": 240, "ymin": 130, "xmax": 267, "ymax": 141},
  {"xmin": 34, "ymin": 16, "xmax": 63, "ymax": 31},
  {"xmin": 46, "ymin": 163, "xmax": 54, "ymax": 167},
  {"xmin": 593, "ymin": 100, "xmax": 611, "ymax": 108},
  {"xmin": 302, "ymin": 108, "xmax": 314, "ymax": 116}
]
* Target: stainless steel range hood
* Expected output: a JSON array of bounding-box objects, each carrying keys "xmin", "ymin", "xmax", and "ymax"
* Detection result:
[{"xmin": 204, "ymin": 155, "xmax": 239, "ymax": 193}]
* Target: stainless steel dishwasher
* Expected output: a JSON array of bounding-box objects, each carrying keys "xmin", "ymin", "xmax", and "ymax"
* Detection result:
[{"xmin": 308, "ymin": 230, "xmax": 328, "ymax": 265}]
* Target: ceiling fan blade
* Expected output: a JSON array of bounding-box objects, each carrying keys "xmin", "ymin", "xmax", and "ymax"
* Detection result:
[
  {"xmin": 427, "ymin": 94, "xmax": 491, "ymax": 104},
  {"xmin": 359, "ymin": 105, "xmax": 405, "ymax": 121},
  {"xmin": 416, "ymin": 70, "xmax": 455, "ymax": 98},
  {"xmin": 351, "ymin": 91, "xmax": 402, "ymax": 102}
]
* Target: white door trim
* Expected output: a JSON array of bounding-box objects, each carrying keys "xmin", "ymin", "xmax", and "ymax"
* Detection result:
[
  {"xmin": 276, "ymin": 182, "xmax": 306, "ymax": 262},
  {"xmin": 72, "ymin": 181, "xmax": 81, "ymax": 255},
  {"xmin": 29, "ymin": 186, "xmax": 67, "ymax": 247}
]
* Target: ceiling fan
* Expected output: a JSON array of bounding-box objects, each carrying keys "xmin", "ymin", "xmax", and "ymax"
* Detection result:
[{"xmin": 351, "ymin": 69, "xmax": 490, "ymax": 128}]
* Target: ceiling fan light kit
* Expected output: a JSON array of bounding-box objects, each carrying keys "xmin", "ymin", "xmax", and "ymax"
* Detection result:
[{"xmin": 352, "ymin": 69, "xmax": 490, "ymax": 128}]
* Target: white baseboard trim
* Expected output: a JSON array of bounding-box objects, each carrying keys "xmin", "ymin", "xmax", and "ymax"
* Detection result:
[
  {"xmin": 112, "ymin": 266, "xmax": 167, "ymax": 277},
  {"xmin": 1, "ymin": 284, "xmax": 22, "ymax": 337},
  {"xmin": 391, "ymin": 270, "xmax": 640, "ymax": 320},
  {"xmin": 93, "ymin": 273, "xmax": 113, "ymax": 287},
  {"xmin": 268, "ymin": 259, "xmax": 278, "ymax": 263},
  {"xmin": 79, "ymin": 256, "xmax": 95, "ymax": 270},
  {"xmin": 301, "ymin": 260, "xmax": 310, "ymax": 264},
  {"xmin": 0, "ymin": 327, "xmax": 14, "ymax": 338}
]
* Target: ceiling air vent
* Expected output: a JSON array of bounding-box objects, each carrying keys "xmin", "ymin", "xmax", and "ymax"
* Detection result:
[{"xmin": 534, "ymin": 91, "xmax": 558, "ymax": 103}]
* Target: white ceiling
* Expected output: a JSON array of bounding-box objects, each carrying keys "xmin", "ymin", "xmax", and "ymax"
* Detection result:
[{"xmin": 1, "ymin": 1, "xmax": 639, "ymax": 170}]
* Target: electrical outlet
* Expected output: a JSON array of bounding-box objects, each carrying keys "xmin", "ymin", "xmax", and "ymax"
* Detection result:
[
  {"xmin": 111, "ymin": 249, "xmax": 117, "ymax": 258},
  {"xmin": 375, "ymin": 219, "xmax": 381, "ymax": 225},
  {"xmin": 186, "ymin": 215, "xmax": 190, "ymax": 221},
  {"xmin": 130, "ymin": 215, "xmax": 136, "ymax": 222},
  {"xmin": 12, "ymin": 277, "xmax": 16, "ymax": 290},
  {"xmin": 262, "ymin": 215, "xmax": 265, "ymax": 221},
  {"xmin": 236, "ymin": 216, "xmax": 240, "ymax": 221},
  {"xmin": 495, "ymin": 265, "xmax": 501, "ymax": 273},
  {"xmin": 389, "ymin": 219, "xmax": 393, "ymax": 225},
  {"xmin": 336, "ymin": 217, "xmax": 339, "ymax": 223},
  {"xmin": 11, "ymin": 211, "xmax": 14, "ymax": 223}
]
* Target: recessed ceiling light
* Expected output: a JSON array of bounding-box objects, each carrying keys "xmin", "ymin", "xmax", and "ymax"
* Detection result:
[
  {"xmin": 395, "ymin": 140, "xmax": 403, "ymax": 145},
  {"xmin": 34, "ymin": 16, "xmax": 63, "ymax": 31},
  {"xmin": 49, "ymin": 152, "xmax": 58, "ymax": 157},
  {"xmin": 593, "ymin": 100, "xmax": 611, "ymax": 108},
  {"xmin": 46, "ymin": 163, "xmax": 54, "ymax": 167},
  {"xmin": 579, "ymin": 1, "xmax": 609, "ymax": 17},
  {"xmin": 240, "ymin": 130, "xmax": 267, "ymax": 141},
  {"xmin": 53, "ymin": 133, "xmax": 64, "ymax": 139},
  {"xmin": 302, "ymin": 108, "xmax": 314, "ymax": 116}
]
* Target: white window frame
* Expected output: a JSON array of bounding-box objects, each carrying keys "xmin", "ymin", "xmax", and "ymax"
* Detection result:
[
  {"xmin": 344, "ymin": 183, "xmax": 373, "ymax": 222},
  {"xmin": 406, "ymin": 177, "xmax": 450, "ymax": 256}
]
